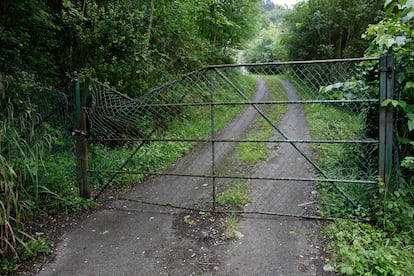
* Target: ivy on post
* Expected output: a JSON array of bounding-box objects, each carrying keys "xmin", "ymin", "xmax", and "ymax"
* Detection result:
[
  {"xmin": 379, "ymin": 53, "xmax": 395, "ymax": 193},
  {"xmin": 73, "ymin": 73, "xmax": 91, "ymax": 198}
]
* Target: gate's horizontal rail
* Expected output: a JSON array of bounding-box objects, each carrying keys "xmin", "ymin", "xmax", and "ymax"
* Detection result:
[
  {"xmin": 114, "ymin": 197, "xmax": 355, "ymax": 221},
  {"xmin": 203, "ymin": 56, "xmax": 380, "ymax": 69},
  {"xmin": 89, "ymin": 170, "xmax": 377, "ymax": 185},
  {"xmin": 89, "ymin": 99, "xmax": 378, "ymax": 109},
  {"xmin": 89, "ymin": 138, "xmax": 379, "ymax": 144}
]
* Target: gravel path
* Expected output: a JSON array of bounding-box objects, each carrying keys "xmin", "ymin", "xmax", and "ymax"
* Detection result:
[{"xmin": 37, "ymin": 78, "xmax": 329, "ymax": 276}]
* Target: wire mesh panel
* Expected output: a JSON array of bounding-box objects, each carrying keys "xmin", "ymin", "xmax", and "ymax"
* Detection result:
[{"xmin": 86, "ymin": 57, "xmax": 381, "ymax": 217}]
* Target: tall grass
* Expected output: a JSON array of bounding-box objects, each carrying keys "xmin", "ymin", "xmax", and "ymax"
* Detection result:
[
  {"xmin": 0, "ymin": 108, "xmax": 82, "ymax": 266},
  {"xmin": 0, "ymin": 107, "xmax": 45, "ymax": 260}
]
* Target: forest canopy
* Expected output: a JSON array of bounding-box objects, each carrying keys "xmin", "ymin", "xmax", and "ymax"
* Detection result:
[
  {"xmin": 243, "ymin": 0, "xmax": 384, "ymax": 63},
  {"xmin": 0, "ymin": 0, "xmax": 262, "ymax": 97}
]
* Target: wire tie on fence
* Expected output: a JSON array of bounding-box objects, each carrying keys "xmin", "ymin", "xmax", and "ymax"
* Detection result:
[{"xmin": 72, "ymin": 129, "xmax": 87, "ymax": 136}]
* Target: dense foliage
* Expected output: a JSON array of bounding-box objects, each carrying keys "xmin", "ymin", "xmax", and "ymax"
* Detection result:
[
  {"xmin": 321, "ymin": 0, "xmax": 414, "ymax": 274},
  {"xmin": 1, "ymin": 0, "xmax": 414, "ymax": 273},
  {"xmin": 284, "ymin": 0, "xmax": 384, "ymax": 60},
  {"xmin": 242, "ymin": 5, "xmax": 289, "ymax": 63},
  {"xmin": 1, "ymin": 0, "xmax": 261, "ymax": 96},
  {"xmin": 365, "ymin": 0, "xmax": 414, "ymax": 173},
  {"xmin": 244, "ymin": 0, "xmax": 384, "ymax": 63},
  {"xmin": 0, "ymin": 0, "xmax": 261, "ymax": 270}
]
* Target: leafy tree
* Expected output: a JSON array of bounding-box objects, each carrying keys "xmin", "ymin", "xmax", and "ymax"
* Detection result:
[
  {"xmin": 0, "ymin": 0, "xmax": 61, "ymax": 80},
  {"xmin": 243, "ymin": 4, "xmax": 289, "ymax": 63},
  {"xmin": 196, "ymin": 0, "xmax": 262, "ymax": 63},
  {"xmin": 1, "ymin": 0, "xmax": 262, "ymax": 97},
  {"xmin": 243, "ymin": 22, "xmax": 289, "ymax": 63},
  {"xmin": 284, "ymin": 0, "xmax": 384, "ymax": 60},
  {"xmin": 262, "ymin": 0, "xmax": 275, "ymax": 11}
]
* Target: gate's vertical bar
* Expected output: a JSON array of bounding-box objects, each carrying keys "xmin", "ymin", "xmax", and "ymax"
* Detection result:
[
  {"xmin": 73, "ymin": 75, "xmax": 91, "ymax": 198},
  {"xmin": 210, "ymin": 69, "xmax": 216, "ymax": 211},
  {"xmin": 379, "ymin": 54, "xmax": 394, "ymax": 191}
]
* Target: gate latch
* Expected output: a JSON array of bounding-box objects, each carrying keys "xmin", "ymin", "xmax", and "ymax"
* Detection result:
[{"xmin": 380, "ymin": 66, "xmax": 394, "ymax": 79}]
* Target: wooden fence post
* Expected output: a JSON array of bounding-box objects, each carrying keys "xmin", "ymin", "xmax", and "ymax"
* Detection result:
[{"xmin": 73, "ymin": 75, "xmax": 91, "ymax": 198}]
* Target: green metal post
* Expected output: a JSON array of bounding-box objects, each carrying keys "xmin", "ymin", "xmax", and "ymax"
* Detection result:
[
  {"xmin": 73, "ymin": 76, "xmax": 91, "ymax": 198},
  {"xmin": 210, "ymin": 70, "xmax": 216, "ymax": 211},
  {"xmin": 379, "ymin": 54, "xmax": 394, "ymax": 190}
]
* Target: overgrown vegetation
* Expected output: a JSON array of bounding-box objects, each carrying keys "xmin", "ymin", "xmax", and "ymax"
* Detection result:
[
  {"xmin": 0, "ymin": 0, "xmax": 262, "ymax": 96},
  {"xmin": 2, "ymin": 0, "xmax": 414, "ymax": 274},
  {"xmin": 284, "ymin": 1, "xmax": 414, "ymax": 274},
  {"xmin": 283, "ymin": 0, "xmax": 384, "ymax": 60},
  {"xmin": 243, "ymin": 5, "xmax": 289, "ymax": 62},
  {"xmin": 0, "ymin": 1, "xmax": 262, "ymax": 271},
  {"xmin": 321, "ymin": 1, "xmax": 414, "ymax": 274},
  {"xmin": 0, "ymin": 73, "xmax": 95, "ymax": 272},
  {"xmin": 244, "ymin": 0, "xmax": 383, "ymax": 62},
  {"xmin": 289, "ymin": 76, "xmax": 372, "ymax": 216}
]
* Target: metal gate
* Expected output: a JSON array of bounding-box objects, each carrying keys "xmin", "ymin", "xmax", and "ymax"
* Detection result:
[{"xmin": 73, "ymin": 55, "xmax": 394, "ymax": 218}]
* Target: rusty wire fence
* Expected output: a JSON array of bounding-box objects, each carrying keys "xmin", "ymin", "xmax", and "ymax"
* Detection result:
[{"xmin": 78, "ymin": 56, "xmax": 393, "ymax": 218}]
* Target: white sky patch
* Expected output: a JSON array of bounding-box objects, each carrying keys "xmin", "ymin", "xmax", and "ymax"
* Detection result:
[{"xmin": 271, "ymin": 0, "xmax": 300, "ymax": 8}]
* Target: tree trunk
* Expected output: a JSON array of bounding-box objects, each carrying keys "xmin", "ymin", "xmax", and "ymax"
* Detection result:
[{"xmin": 145, "ymin": 0, "xmax": 155, "ymax": 51}]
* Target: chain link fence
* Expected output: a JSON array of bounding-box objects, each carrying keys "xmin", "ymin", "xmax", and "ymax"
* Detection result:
[{"xmin": 85, "ymin": 57, "xmax": 385, "ymax": 217}]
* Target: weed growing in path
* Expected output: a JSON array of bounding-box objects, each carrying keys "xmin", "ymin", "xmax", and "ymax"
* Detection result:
[
  {"xmin": 217, "ymin": 181, "xmax": 251, "ymax": 209},
  {"xmin": 236, "ymin": 76, "xmax": 287, "ymax": 164}
]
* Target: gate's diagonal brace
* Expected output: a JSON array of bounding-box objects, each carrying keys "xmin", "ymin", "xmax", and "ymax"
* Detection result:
[
  {"xmin": 213, "ymin": 68, "xmax": 358, "ymax": 208},
  {"xmin": 93, "ymin": 130, "xmax": 156, "ymax": 201}
]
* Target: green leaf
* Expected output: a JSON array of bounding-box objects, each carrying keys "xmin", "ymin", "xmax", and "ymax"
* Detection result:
[
  {"xmin": 405, "ymin": 82, "xmax": 414, "ymax": 90},
  {"xmin": 384, "ymin": 0, "xmax": 393, "ymax": 8},
  {"xmin": 402, "ymin": 11, "xmax": 414, "ymax": 22},
  {"xmin": 401, "ymin": 157, "xmax": 414, "ymax": 170},
  {"xmin": 406, "ymin": 0, "xmax": 414, "ymax": 8},
  {"xmin": 397, "ymin": 136, "xmax": 412, "ymax": 144},
  {"xmin": 407, "ymin": 113, "xmax": 414, "ymax": 131},
  {"xmin": 381, "ymin": 99, "xmax": 399, "ymax": 108},
  {"xmin": 396, "ymin": 36, "xmax": 407, "ymax": 46}
]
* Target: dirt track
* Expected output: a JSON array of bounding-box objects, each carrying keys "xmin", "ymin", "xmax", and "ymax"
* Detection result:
[{"xmin": 38, "ymin": 78, "xmax": 330, "ymax": 275}]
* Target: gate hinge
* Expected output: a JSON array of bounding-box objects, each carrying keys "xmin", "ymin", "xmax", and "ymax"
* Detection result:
[{"xmin": 380, "ymin": 66, "xmax": 394, "ymax": 79}]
